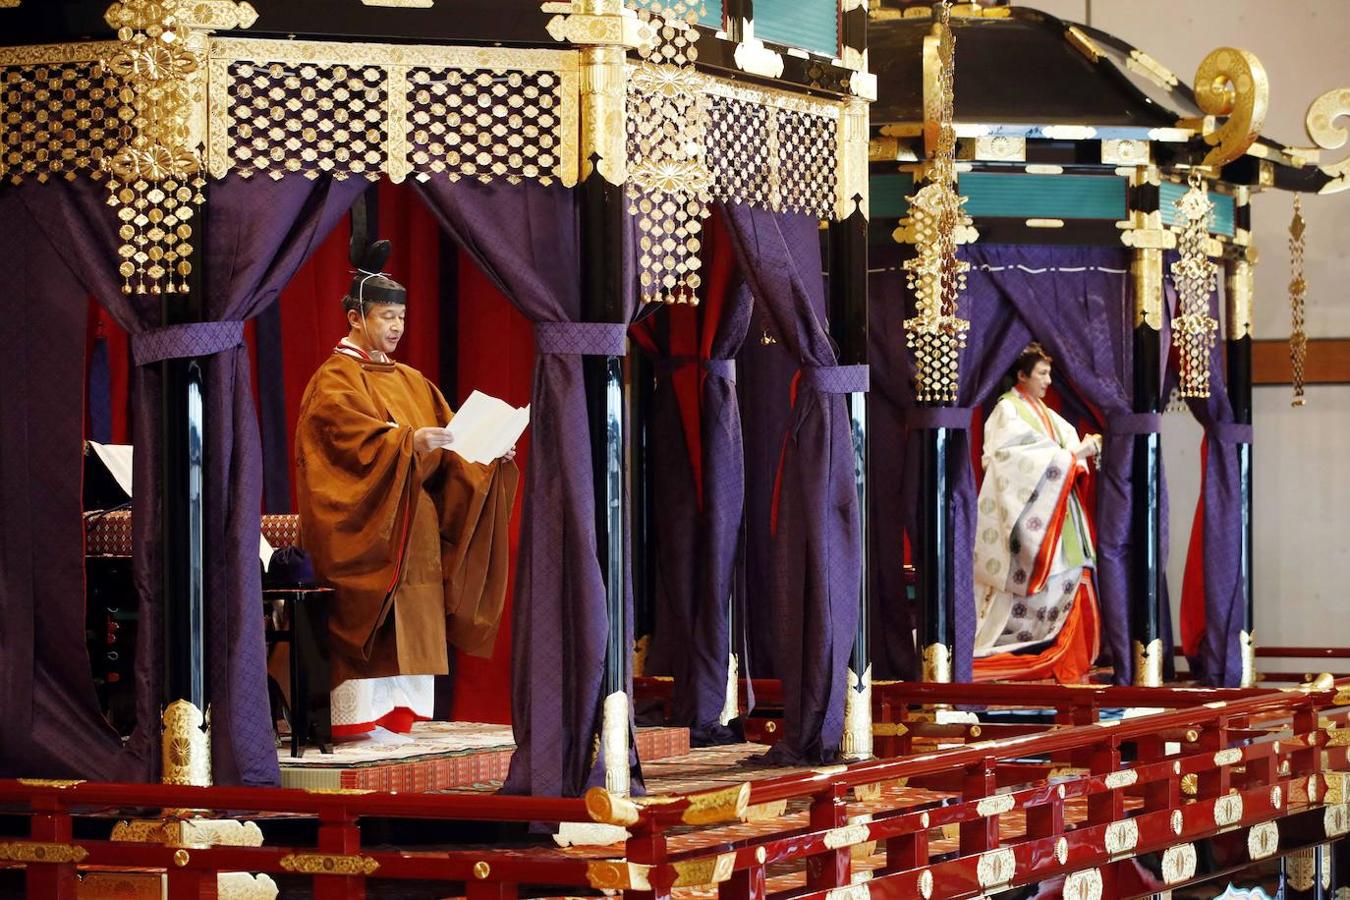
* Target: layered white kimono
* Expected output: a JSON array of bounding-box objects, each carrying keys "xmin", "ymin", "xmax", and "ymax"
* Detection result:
[{"xmin": 973, "ymin": 388, "xmax": 1095, "ymax": 657}]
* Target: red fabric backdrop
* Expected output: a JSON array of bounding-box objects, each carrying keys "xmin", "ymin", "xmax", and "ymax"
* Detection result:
[{"xmin": 84, "ymin": 180, "xmax": 530, "ymax": 724}]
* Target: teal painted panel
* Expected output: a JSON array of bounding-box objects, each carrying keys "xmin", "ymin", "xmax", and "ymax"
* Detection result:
[
  {"xmin": 869, "ymin": 172, "xmax": 1125, "ymax": 221},
  {"xmin": 958, "ymin": 173, "xmax": 1126, "ymax": 220},
  {"xmin": 755, "ymin": 0, "xmax": 838, "ymax": 56},
  {"xmin": 870, "ymin": 173, "xmax": 915, "ymax": 219},
  {"xmin": 697, "ymin": 0, "xmax": 722, "ymax": 30},
  {"xmin": 1160, "ymin": 181, "xmax": 1236, "ymax": 236}
]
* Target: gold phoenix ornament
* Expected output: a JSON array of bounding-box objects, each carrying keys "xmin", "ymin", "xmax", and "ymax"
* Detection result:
[
  {"xmin": 104, "ymin": 0, "xmax": 207, "ymax": 296},
  {"xmin": 626, "ymin": 0, "xmax": 712, "ymax": 304},
  {"xmin": 1169, "ymin": 170, "xmax": 1218, "ymax": 399},
  {"xmin": 900, "ymin": 1, "xmax": 970, "ymax": 404},
  {"xmin": 1289, "ymin": 195, "xmax": 1308, "ymax": 407}
]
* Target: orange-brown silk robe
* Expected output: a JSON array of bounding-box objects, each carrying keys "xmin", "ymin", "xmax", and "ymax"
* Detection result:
[{"xmin": 295, "ymin": 352, "xmax": 519, "ymax": 686}]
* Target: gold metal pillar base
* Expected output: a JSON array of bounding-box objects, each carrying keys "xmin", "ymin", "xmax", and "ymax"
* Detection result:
[
  {"xmin": 841, "ymin": 666, "xmax": 873, "ymax": 761},
  {"xmin": 161, "ymin": 699, "xmax": 212, "ymax": 787},
  {"xmin": 921, "ymin": 642, "xmax": 952, "ymax": 684},
  {"xmin": 601, "ymin": 690, "xmax": 631, "ymax": 796},
  {"xmin": 1240, "ymin": 630, "xmax": 1256, "ymax": 688},
  {"xmin": 1133, "ymin": 638, "xmax": 1163, "ymax": 688}
]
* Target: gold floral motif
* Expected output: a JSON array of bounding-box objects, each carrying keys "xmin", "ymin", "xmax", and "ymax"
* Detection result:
[
  {"xmin": 1299, "ymin": 87, "xmax": 1350, "ymax": 194},
  {"xmin": 104, "ymin": 0, "xmax": 209, "ymax": 296},
  {"xmin": 1214, "ymin": 793, "xmax": 1244, "ymax": 829},
  {"xmin": 181, "ymin": 1, "xmax": 259, "ymax": 30},
  {"xmin": 1104, "ymin": 770, "xmax": 1137, "ymax": 790},
  {"xmin": 671, "ymin": 852, "xmax": 736, "ymax": 887},
  {"xmin": 17, "ymin": 779, "xmax": 85, "ymax": 789},
  {"xmin": 0, "ymin": 841, "xmax": 89, "ymax": 864},
  {"xmin": 823, "ymin": 886, "xmax": 869, "ymax": 900},
  {"xmin": 278, "ymin": 853, "xmax": 379, "ymax": 876},
  {"xmin": 1213, "ymin": 748, "xmax": 1243, "ymax": 767},
  {"xmin": 1192, "ymin": 47, "xmax": 1269, "ymax": 168},
  {"xmin": 745, "ymin": 799, "xmax": 788, "ymax": 822},
  {"xmin": 601, "ymin": 690, "xmax": 630, "ymax": 795},
  {"xmin": 918, "ymin": 869, "xmax": 933, "ymax": 899},
  {"xmin": 1327, "ymin": 802, "xmax": 1350, "ymax": 838},
  {"xmin": 1286, "ymin": 848, "xmax": 1317, "ymax": 891},
  {"xmin": 682, "ymin": 782, "xmax": 751, "ymax": 825},
  {"xmin": 585, "ymin": 860, "xmax": 651, "ymax": 891},
  {"xmin": 112, "ymin": 817, "xmax": 264, "ymax": 847},
  {"xmin": 921, "ymin": 642, "xmax": 952, "ymax": 684},
  {"xmin": 1104, "ymin": 819, "xmax": 1139, "ymax": 857},
  {"xmin": 976, "ymin": 847, "xmax": 1016, "ymax": 890},
  {"xmin": 1133, "ymin": 637, "xmax": 1164, "ymax": 687},
  {"xmin": 1225, "ymin": 260, "xmax": 1254, "ymax": 343},
  {"xmin": 1063, "ymin": 868, "xmax": 1102, "ymax": 900},
  {"xmin": 161, "ymin": 699, "xmax": 211, "ymax": 787},
  {"xmin": 842, "ymin": 665, "xmax": 873, "ymax": 761},
  {"xmin": 824, "ymin": 823, "xmax": 872, "ymax": 850},
  {"xmin": 835, "ymin": 96, "xmax": 869, "ymax": 222},
  {"xmin": 1162, "ymin": 843, "xmax": 1197, "ymax": 884},
  {"xmin": 976, "ymin": 794, "xmax": 1015, "ymax": 817},
  {"xmin": 1055, "ymin": 837, "xmax": 1069, "ymax": 865},
  {"xmin": 1247, "ymin": 821, "xmax": 1278, "ymax": 860},
  {"xmin": 1172, "ymin": 809, "xmax": 1184, "ymax": 835}
]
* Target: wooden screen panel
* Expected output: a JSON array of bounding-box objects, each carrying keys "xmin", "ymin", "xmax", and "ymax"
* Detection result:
[{"xmin": 1252, "ymin": 338, "xmax": 1350, "ymax": 385}]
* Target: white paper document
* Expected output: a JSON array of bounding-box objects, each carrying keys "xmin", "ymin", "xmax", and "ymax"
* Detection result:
[{"xmin": 445, "ymin": 390, "xmax": 530, "ymax": 465}]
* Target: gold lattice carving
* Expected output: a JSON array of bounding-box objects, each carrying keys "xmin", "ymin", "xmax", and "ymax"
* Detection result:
[
  {"xmin": 705, "ymin": 80, "xmax": 839, "ymax": 219},
  {"xmin": 899, "ymin": 2, "xmax": 970, "ymax": 405},
  {"xmin": 1170, "ymin": 171, "xmax": 1219, "ymax": 399},
  {"xmin": 206, "ymin": 39, "xmax": 578, "ymax": 187},
  {"xmin": 104, "ymin": 0, "xmax": 207, "ymax": 296},
  {"xmin": 1289, "ymin": 196, "xmax": 1308, "ymax": 407},
  {"xmin": 0, "ymin": 49, "xmax": 128, "ymax": 186}
]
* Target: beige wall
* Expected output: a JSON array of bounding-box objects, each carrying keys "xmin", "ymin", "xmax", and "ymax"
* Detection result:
[{"xmin": 1020, "ymin": 2, "xmax": 1350, "ymax": 651}]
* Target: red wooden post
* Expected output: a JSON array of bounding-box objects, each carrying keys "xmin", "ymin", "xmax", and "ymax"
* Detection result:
[
  {"xmin": 25, "ymin": 795, "xmax": 77, "ymax": 900},
  {"xmin": 166, "ymin": 868, "xmax": 219, "ymax": 900},
  {"xmin": 314, "ymin": 806, "xmax": 365, "ymax": 900},
  {"xmin": 805, "ymin": 784, "xmax": 851, "ymax": 890},
  {"xmin": 626, "ymin": 818, "xmax": 670, "ymax": 900},
  {"xmin": 1087, "ymin": 737, "xmax": 1123, "ymax": 825},
  {"xmin": 959, "ymin": 757, "xmax": 998, "ymax": 854},
  {"xmin": 721, "ymin": 860, "xmax": 766, "ymax": 900}
]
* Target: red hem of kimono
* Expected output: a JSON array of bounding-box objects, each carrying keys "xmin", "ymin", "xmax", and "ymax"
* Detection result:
[
  {"xmin": 973, "ymin": 575, "xmax": 1100, "ymax": 684},
  {"xmin": 331, "ymin": 706, "xmax": 428, "ymax": 737}
]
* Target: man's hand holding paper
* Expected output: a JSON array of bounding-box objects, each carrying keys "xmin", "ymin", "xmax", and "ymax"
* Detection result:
[{"xmin": 444, "ymin": 390, "xmax": 530, "ymax": 465}]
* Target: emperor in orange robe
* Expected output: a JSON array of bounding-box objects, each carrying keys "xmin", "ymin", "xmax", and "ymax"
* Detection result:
[{"xmin": 295, "ymin": 246, "xmax": 518, "ymax": 732}]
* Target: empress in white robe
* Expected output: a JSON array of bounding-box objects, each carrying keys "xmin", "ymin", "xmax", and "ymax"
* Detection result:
[{"xmin": 974, "ymin": 388, "xmax": 1096, "ymax": 657}]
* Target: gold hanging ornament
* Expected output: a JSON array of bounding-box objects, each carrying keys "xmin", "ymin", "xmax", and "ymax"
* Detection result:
[
  {"xmin": 1289, "ymin": 195, "xmax": 1308, "ymax": 407},
  {"xmin": 103, "ymin": 0, "xmax": 206, "ymax": 296},
  {"xmin": 625, "ymin": 0, "xmax": 712, "ymax": 304},
  {"xmin": 1169, "ymin": 170, "xmax": 1219, "ymax": 399},
  {"xmin": 899, "ymin": 0, "xmax": 970, "ymax": 403}
]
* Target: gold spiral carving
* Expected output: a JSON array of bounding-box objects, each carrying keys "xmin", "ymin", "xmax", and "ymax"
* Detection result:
[
  {"xmin": 1303, "ymin": 87, "xmax": 1350, "ymax": 193},
  {"xmin": 1192, "ymin": 47, "xmax": 1269, "ymax": 168}
]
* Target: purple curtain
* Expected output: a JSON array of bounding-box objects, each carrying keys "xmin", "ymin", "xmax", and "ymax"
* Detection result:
[
  {"xmin": 640, "ymin": 278, "xmax": 754, "ymax": 745},
  {"xmin": 735, "ymin": 302, "xmax": 800, "ymax": 680},
  {"xmin": 721, "ymin": 204, "xmax": 862, "ymax": 764},
  {"xmin": 13, "ymin": 174, "xmax": 361, "ymax": 784},
  {"xmin": 412, "ymin": 178, "xmax": 640, "ymax": 798},
  {"xmin": 0, "ymin": 187, "xmax": 129, "ymax": 779},
  {"xmin": 1183, "ymin": 281, "xmax": 1249, "ymax": 686}
]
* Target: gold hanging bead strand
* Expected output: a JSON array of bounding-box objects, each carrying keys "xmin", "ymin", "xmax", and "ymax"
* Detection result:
[
  {"xmin": 1169, "ymin": 169, "xmax": 1219, "ymax": 399},
  {"xmin": 900, "ymin": 0, "xmax": 969, "ymax": 404},
  {"xmin": 625, "ymin": 0, "xmax": 711, "ymax": 304},
  {"xmin": 1289, "ymin": 195, "xmax": 1308, "ymax": 407}
]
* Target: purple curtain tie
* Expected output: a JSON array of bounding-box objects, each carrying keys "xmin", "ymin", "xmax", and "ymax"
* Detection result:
[
  {"xmin": 1211, "ymin": 422, "xmax": 1253, "ymax": 444},
  {"xmin": 801, "ymin": 364, "xmax": 869, "ymax": 394},
  {"xmin": 905, "ymin": 406, "xmax": 975, "ymax": 430},
  {"xmin": 130, "ymin": 321, "xmax": 246, "ymax": 366},
  {"xmin": 535, "ymin": 322, "xmax": 628, "ymax": 356},
  {"xmin": 1107, "ymin": 413, "xmax": 1163, "ymax": 435}
]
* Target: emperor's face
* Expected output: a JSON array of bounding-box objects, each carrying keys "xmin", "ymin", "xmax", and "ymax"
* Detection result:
[
  {"xmin": 349, "ymin": 302, "xmax": 406, "ymax": 357},
  {"xmin": 1018, "ymin": 359, "xmax": 1052, "ymax": 400}
]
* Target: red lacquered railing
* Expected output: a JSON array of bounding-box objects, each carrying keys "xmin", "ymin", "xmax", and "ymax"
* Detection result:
[{"xmin": 4, "ymin": 680, "xmax": 1350, "ymax": 899}]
